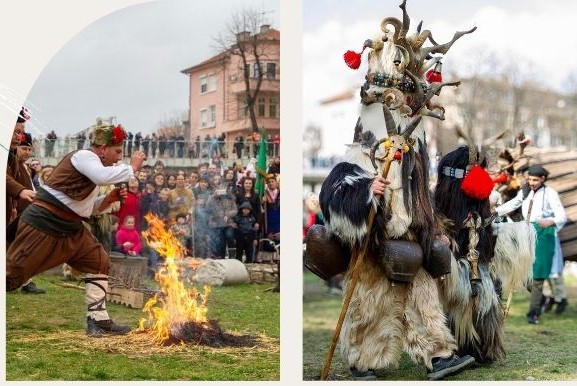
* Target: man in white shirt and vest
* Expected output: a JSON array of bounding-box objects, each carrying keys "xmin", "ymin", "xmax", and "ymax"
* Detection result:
[
  {"xmin": 494, "ymin": 165, "xmax": 567, "ymax": 324},
  {"xmin": 6, "ymin": 124, "xmax": 147, "ymax": 337}
]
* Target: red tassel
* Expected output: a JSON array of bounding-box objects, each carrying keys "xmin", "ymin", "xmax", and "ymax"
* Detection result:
[
  {"xmin": 461, "ymin": 165, "xmax": 494, "ymax": 200},
  {"xmin": 344, "ymin": 46, "xmax": 366, "ymax": 70},
  {"xmin": 492, "ymin": 172, "xmax": 508, "ymax": 184}
]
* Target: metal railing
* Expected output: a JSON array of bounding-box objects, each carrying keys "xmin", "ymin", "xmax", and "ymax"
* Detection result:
[{"xmin": 31, "ymin": 138, "xmax": 280, "ymax": 160}]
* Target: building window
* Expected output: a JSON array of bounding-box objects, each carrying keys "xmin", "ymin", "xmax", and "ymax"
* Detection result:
[
  {"xmin": 269, "ymin": 97, "xmax": 279, "ymax": 118},
  {"xmin": 239, "ymin": 97, "xmax": 248, "ymax": 119},
  {"xmin": 266, "ymin": 63, "xmax": 276, "ymax": 80},
  {"xmin": 258, "ymin": 97, "xmax": 266, "ymax": 117},
  {"xmin": 253, "ymin": 63, "xmax": 262, "ymax": 78},
  {"xmin": 200, "ymin": 73, "xmax": 216, "ymax": 94},
  {"xmin": 200, "ymin": 105, "xmax": 216, "ymax": 128}
]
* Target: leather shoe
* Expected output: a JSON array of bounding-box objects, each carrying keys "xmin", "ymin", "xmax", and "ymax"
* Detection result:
[
  {"xmin": 86, "ymin": 317, "xmax": 131, "ymax": 337},
  {"xmin": 427, "ymin": 354, "xmax": 475, "ymax": 380},
  {"xmin": 20, "ymin": 281, "xmax": 46, "ymax": 294},
  {"xmin": 555, "ymin": 298, "xmax": 568, "ymax": 314}
]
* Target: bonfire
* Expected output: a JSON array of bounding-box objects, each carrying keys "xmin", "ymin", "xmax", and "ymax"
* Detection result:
[{"xmin": 136, "ymin": 214, "xmax": 212, "ymax": 345}]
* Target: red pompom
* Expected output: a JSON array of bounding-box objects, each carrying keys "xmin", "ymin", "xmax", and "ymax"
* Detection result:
[
  {"xmin": 344, "ymin": 50, "xmax": 362, "ymax": 69},
  {"xmin": 461, "ymin": 165, "xmax": 494, "ymax": 200}
]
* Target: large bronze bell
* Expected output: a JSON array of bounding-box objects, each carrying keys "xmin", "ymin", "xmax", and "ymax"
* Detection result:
[
  {"xmin": 423, "ymin": 239, "xmax": 452, "ymax": 279},
  {"xmin": 378, "ymin": 240, "xmax": 423, "ymax": 283},
  {"xmin": 305, "ymin": 224, "xmax": 351, "ymax": 281}
]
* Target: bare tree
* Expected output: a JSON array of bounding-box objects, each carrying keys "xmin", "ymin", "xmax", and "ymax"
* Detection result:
[{"xmin": 213, "ymin": 8, "xmax": 273, "ymax": 133}]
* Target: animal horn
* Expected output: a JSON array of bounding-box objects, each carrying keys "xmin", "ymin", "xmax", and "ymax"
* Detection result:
[
  {"xmin": 380, "ymin": 17, "xmax": 402, "ymax": 41},
  {"xmin": 382, "ymin": 103, "xmax": 398, "ymax": 135}
]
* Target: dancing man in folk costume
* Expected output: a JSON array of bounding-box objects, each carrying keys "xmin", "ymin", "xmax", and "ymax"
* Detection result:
[
  {"xmin": 433, "ymin": 142, "xmax": 536, "ymax": 364},
  {"xmin": 6, "ymin": 124, "xmax": 147, "ymax": 337},
  {"xmin": 307, "ymin": 0, "xmax": 478, "ymax": 380}
]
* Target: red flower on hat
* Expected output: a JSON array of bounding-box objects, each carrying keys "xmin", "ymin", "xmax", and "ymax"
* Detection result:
[{"xmin": 110, "ymin": 125, "xmax": 126, "ymax": 145}]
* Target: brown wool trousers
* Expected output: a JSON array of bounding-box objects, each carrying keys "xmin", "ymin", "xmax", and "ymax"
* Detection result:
[{"xmin": 6, "ymin": 221, "xmax": 109, "ymax": 291}]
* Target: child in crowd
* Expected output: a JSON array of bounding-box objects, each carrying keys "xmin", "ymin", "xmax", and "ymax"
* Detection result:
[
  {"xmin": 116, "ymin": 215, "xmax": 141, "ymax": 256},
  {"xmin": 109, "ymin": 215, "xmax": 122, "ymax": 253},
  {"xmin": 170, "ymin": 213, "xmax": 192, "ymax": 255},
  {"xmin": 233, "ymin": 201, "xmax": 259, "ymax": 263}
]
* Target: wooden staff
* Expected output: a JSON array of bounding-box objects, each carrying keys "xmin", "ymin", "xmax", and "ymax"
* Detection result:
[
  {"xmin": 503, "ymin": 197, "xmax": 534, "ymax": 318},
  {"xmin": 320, "ymin": 151, "xmax": 394, "ymax": 380}
]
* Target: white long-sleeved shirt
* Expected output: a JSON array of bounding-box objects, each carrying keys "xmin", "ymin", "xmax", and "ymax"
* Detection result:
[
  {"xmin": 43, "ymin": 150, "xmax": 134, "ymax": 218},
  {"xmin": 495, "ymin": 185, "xmax": 567, "ymax": 231}
]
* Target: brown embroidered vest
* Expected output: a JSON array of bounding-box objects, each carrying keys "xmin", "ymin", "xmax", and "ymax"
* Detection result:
[{"xmin": 44, "ymin": 150, "xmax": 97, "ymax": 200}]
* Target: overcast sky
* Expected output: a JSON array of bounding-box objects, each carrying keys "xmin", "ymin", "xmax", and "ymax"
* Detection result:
[
  {"xmin": 23, "ymin": 0, "xmax": 279, "ymax": 138},
  {"xmin": 303, "ymin": 0, "xmax": 577, "ymax": 156}
]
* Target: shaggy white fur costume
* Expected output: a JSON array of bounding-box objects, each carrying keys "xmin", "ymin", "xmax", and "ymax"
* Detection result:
[{"xmin": 321, "ymin": 145, "xmax": 457, "ymax": 372}]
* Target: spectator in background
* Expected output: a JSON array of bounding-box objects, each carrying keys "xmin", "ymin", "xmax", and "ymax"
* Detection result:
[
  {"xmin": 150, "ymin": 133, "xmax": 158, "ymax": 158},
  {"xmin": 205, "ymin": 186, "xmax": 237, "ymax": 259},
  {"xmin": 210, "ymin": 135, "xmax": 218, "ymax": 158},
  {"xmin": 134, "ymin": 132, "xmax": 142, "ymax": 152},
  {"xmin": 29, "ymin": 159, "xmax": 42, "ymax": 189},
  {"xmin": 218, "ymin": 133, "xmax": 226, "ymax": 158},
  {"xmin": 154, "ymin": 160, "xmax": 165, "ymax": 175},
  {"xmin": 142, "ymin": 164, "xmax": 153, "ymax": 180},
  {"xmin": 193, "ymin": 176, "xmax": 212, "ymax": 258},
  {"xmin": 77, "ymin": 132, "xmax": 86, "ymax": 150},
  {"xmin": 146, "ymin": 187, "xmax": 170, "ymax": 269},
  {"xmin": 273, "ymin": 134, "xmax": 280, "ymax": 157},
  {"xmin": 234, "ymin": 135, "xmax": 244, "ymax": 159},
  {"xmin": 109, "ymin": 215, "xmax": 122, "ymax": 253},
  {"xmin": 235, "ymin": 176, "xmax": 262, "ymax": 224},
  {"xmin": 263, "ymin": 175, "xmax": 280, "ymax": 237},
  {"xmin": 203, "ymin": 134, "xmax": 211, "ymax": 158},
  {"xmin": 168, "ymin": 174, "xmax": 195, "ymax": 223},
  {"xmin": 268, "ymin": 156, "xmax": 280, "ymax": 174},
  {"xmin": 223, "ymin": 168, "xmax": 236, "ymax": 194},
  {"xmin": 194, "ymin": 135, "xmax": 201, "ymax": 158},
  {"xmin": 170, "ymin": 213, "xmax": 192, "ymax": 254},
  {"xmin": 233, "ymin": 201, "xmax": 259, "ymax": 263},
  {"xmin": 211, "ymin": 174, "xmax": 222, "ymax": 191},
  {"xmin": 188, "ymin": 169, "xmax": 200, "ymax": 190},
  {"xmin": 153, "ymin": 173, "xmax": 166, "ymax": 193},
  {"xmin": 114, "ymin": 176, "xmax": 142, "ymax": 232},
  {"xmin": 267, "ymin": 134, "xmax": 274, "ymax": 156},
  {"xmin": 158, "ymin": 134, "xmax": 167, "ymax": 157},
  {"xmin": 142, "ymin": 134, "xmax": 150, "ymax": 155},
  {"xmin": 116, "ymin": 215, "xmax": 141, "ymax": 256},
  {"xmin": 45, "ymin": 130, "xmax": 57, "ymax": 157},
  {"xmin": 126, "ymin": 131, "xmax": 133, "ymax": 157},
  {"xmin": 166, "ymin": 174, "xmax": 177, "ymax": 190}
]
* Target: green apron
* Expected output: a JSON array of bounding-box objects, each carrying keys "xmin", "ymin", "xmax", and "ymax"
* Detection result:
[{"xmin": 532, "ymin": 223, "xmax": 556, "ymax": 280}]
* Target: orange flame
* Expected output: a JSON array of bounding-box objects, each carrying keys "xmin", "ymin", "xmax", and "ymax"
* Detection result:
[{"xmin": 138, "ymin": 213, "xmax": 211, "ymax": 345}]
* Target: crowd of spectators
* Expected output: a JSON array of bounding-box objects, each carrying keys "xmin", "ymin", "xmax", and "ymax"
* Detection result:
[{"xmin": 100, "ymin": 157, "xmax": 282, "ymax": 272}]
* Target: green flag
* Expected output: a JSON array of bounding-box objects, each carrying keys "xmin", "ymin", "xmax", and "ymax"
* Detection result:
[{"xmin": 255, "ymin": 130, "xmax": 268, "ymax": 198}]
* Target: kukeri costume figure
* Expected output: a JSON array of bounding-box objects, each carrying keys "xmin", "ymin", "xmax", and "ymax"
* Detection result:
[
  {"xmin": 6, "ymin": 124, "xmax": 147, "ymax": 337},
  {"xmin": 433, "ymin": 144, "xmax": 535, "ymax": 363},
  {"xmin": 307, "ymin": 1, "xmax": 478, "ymax": 380}
]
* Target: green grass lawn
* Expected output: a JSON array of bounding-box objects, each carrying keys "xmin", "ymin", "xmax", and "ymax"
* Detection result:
[
  {"xmin": 6, "ymin": 273, "xmax": 279, "ymax": 381},
  {"xmin": 304, "ymin": 269, "xmax": 577, "ymax": 381}
]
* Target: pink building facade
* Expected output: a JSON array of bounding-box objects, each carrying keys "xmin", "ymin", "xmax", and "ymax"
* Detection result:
[{"xmin": 181, "ymin": 25, "xmax": 280, "ymax": 155}]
